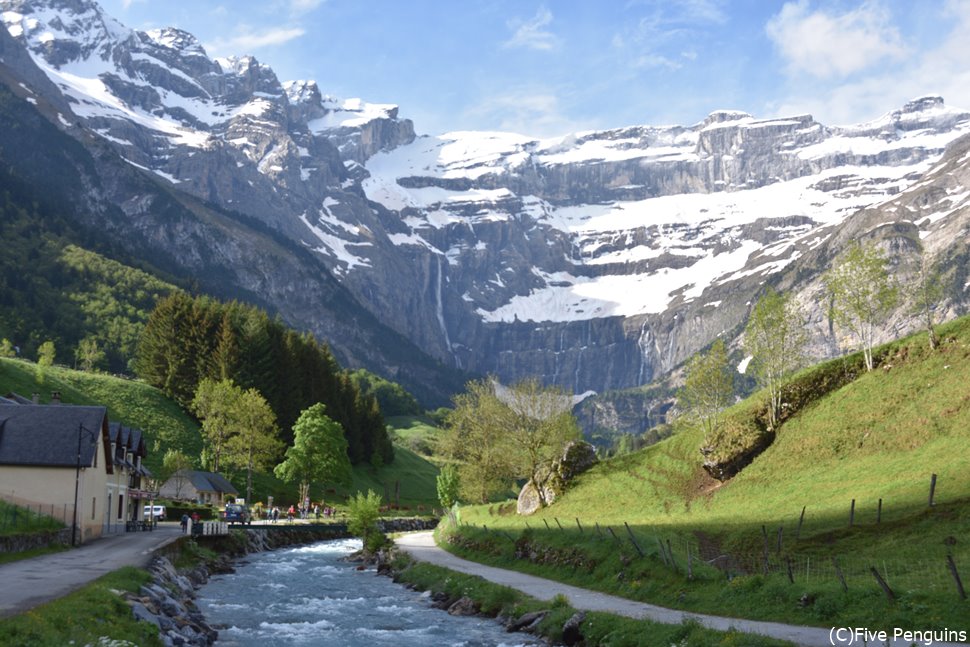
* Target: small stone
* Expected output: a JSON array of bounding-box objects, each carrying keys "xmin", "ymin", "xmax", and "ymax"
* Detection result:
[
  {"xmin": 507, "ymin": 610, "xmax": 547, "ymax": 632},
  {"xmin": 562, "ymin": 611, "xmax": 586, "ymax": 646},
  {"xmin": 446, "ymin": 596, "xmax": 479, "ymax": 616}
]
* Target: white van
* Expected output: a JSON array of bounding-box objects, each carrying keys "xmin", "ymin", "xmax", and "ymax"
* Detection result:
[{"xmin": 143, "ymin": 504, "xmax": 166, "ymax": 521}]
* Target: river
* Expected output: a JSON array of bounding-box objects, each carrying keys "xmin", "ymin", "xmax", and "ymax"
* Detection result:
[{"xmin": 197, "ymin": 538, "xmax": 541, "ymax": 646}]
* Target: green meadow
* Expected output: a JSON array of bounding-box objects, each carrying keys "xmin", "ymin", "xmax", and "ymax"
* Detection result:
[{"xmin": 447, "ymin": 315, "xmax": 970, "ymax": 629}]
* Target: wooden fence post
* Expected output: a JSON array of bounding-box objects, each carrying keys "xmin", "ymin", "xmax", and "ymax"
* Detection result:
[
  {"xmin": 656, "ymin": 537, "xmax": 669, "ymax": 566},
  {"xmin": 595, "ymin": 522, "xmax": 603, "ymax": 537},
  {"xmin": 555, "ymin": 517, "xmax": 564, "ymax": 531},
  {"xmin": 623, "ymin": 522, "xmax": 644, "ymax": 557},
  {"xmin": 877, "ymin": 498, "xmax": 882, "ymax": 524},
  {"xmin": 796, "ymin": 506, "xmax": 806, "ymax": 539},
  {"xmin": 761, "ymin": 525, "xmax": 770, "ymax": 575},
  {"xmin": 833, "ymin": 556, "xmax": 849, "ymax": 592},
  {"xmin": 667, "ymin": 539, "xmax": 676, "ymax": 571},
  {"xmin": 607, "ymin": 526, "xmax": 621, "ymax": 545},
  {"xmin": 870, "ymin": 566, "xmax": 895, "ymax": 602},
  {"xmin": 575, "ymin": 517, "xmax": 583, "ymax": 534},
  {"xmin": 776, "ymin": 526, "xmax": 783, "ymax": 555},
  {"xmin": 849, "ymin": 499, "xmax": 855, "ymax": 527},
  {"xmin": 543, "ymin": 518, "xmax": 551, "ymax": 531},
  {"xmin": 687, "ymin": 543, "xmax": 694, "ymax": 580},
  {"xmin": 786, "ymin": 557, "xmax": 794, "ymax": 584},
  {"xmin": 929, "ymin": 473, "xmax": 938, "ymax": 507},
  {"xmin": 947, "ymin": 555, "xmax": 967, "ymax": 600}
]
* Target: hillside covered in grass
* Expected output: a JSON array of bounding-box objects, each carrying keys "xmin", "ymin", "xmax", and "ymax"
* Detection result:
[
  {"xmin": 0, "ymin": 357, "xmax": 201, "ymax": 474},
  {"xmin": 452, "ymin": 314, "xmax": 970, "ymax": 629},
  {"xmin": 0, "ymin": 358, "xmax": 441, "ymax": 507}
]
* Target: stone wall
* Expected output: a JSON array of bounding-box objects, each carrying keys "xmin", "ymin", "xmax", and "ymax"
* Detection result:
[{"xmin": 0, "ymin": 528, "xmax": 72, "ymax": 553}]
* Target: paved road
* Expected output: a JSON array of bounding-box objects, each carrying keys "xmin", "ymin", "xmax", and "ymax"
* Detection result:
[
  {"xmin": 0, "ymin": 524, "xmax": 183, "ymax": 618},
  {"xmin": 396, "ymin": 531, "xmax": 967, "ymax": 647}
]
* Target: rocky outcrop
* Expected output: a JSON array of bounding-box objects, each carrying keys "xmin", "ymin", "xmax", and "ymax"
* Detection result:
[{"xmin": 517, "ymin": 441, "xmax": 598, "ymax": 515}]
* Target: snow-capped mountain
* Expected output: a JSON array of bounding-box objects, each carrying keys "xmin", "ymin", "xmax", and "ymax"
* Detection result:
[{"xmin": 3, "ymin": 0, "xmax": 969, "ymax": 409}]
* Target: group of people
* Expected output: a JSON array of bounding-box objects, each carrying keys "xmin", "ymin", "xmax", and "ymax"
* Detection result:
[
  {"xmin": 265, "ymin": 503, "xmax": 335, "ymax": 522},
  {"xmin": 179, "ymin": 511, "xmax": 200, "ymax": 533},
  {"xmin": 175, "ymin": 503, "xmax": 338, "ymax": 530}
]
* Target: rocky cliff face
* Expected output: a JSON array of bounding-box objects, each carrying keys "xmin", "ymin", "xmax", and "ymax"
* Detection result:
[{"xmin": 3, "ymin": 0, "xmax": 970, "ymax": 419}]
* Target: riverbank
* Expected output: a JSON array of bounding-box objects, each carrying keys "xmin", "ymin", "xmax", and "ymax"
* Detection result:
[
  {"xmin": 390, "ymin": 535, "xmax": 796, "ymax": 647},
  {"xmin": 0, "ymin": 519, "xmax": 436, "ymax": 646},
  {"xmin": 137, "ymin": 520, "xmax": 439, "ymax": 646}
]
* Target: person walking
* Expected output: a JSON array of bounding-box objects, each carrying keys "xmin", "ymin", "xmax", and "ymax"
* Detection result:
[{"xmin": 180, "ymin": 513, "xmax": 189, "ymax": 534}]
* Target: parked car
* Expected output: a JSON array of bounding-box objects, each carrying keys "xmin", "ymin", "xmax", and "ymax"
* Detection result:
[
  {"xmin": 224, "ymin": 503, "xmax": 251, "ymax": 525},
  {"xmin": 143, "ymin": 504, "xmax": 166, "ymax": 521}
]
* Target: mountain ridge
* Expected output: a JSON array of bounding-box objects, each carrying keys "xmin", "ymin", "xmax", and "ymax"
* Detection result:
[{"xmin": 2, "ymin": 0, "xmax": 969, "ymax": 423}]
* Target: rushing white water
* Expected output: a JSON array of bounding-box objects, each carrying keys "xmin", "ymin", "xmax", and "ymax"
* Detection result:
[{"xmin": 197, "ymin": 538, "xmax": 539, "ymax": 646}]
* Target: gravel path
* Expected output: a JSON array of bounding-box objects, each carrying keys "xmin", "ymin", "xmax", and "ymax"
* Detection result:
[{"xmin": 395, "ymin": 531, "xmax": 967, "ymax": 647}]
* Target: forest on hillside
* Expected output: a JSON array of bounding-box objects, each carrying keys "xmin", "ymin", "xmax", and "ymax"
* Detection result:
[{"xmin": 136, "ymin": 293, "xmax": 393, "ymax": 465}]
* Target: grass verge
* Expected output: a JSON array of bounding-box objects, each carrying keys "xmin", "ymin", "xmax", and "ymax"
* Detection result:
[
  {"xmin": 391, "ymin": 552, "xmax": 794, "ymax": 646},
  {"xmin": 0, "ymin": 567, "xmax": 162, "ymax": 647}
]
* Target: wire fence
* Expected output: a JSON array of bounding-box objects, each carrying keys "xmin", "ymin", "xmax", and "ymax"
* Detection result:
[
  {"xmin": 455, "ymin": 474, "xmax": 968, "ymax": 602},
  {"xmin": 0, "ymin": 501, "xmax": 70, "ymax": 535}
]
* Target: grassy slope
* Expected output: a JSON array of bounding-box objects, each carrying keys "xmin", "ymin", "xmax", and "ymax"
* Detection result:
[
  {"xmin": 0, "ymin": 358, "xmax": 441, "ymax": 507},
  {"xmin": 0, "ymin": 358, "xmax": 200, "ymax": 473},
  {"xmin": 453, "ymin": 315, "xmax": 970, "ymax": 629},
  {"xmin": 387, "ymin": 414, "xmax": 443, "ymax": 463}
]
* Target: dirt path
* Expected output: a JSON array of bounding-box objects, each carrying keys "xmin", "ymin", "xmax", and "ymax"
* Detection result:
[{"xmin": 395, "ymin": 531, "xmax": 966, "ymax": 647}]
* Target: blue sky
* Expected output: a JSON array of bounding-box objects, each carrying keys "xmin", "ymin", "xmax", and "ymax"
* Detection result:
[{"xmin": 100, "ymin": 0, "xmax": 970, "ymax": 137}]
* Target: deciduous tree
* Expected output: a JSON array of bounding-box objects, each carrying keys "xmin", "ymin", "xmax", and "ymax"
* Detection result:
[
  {"xmin": 435, "ymin": 464, "xmax": 460, "ymax": 508},
  {"xmin": 346, "ymin": 489, "xmax": 384, "ymax": 553},
  {"xmin": 909, "ymin": 253, "xmax": 944, "ymax": 350},
  {"xmin": 502, "ymin": 378, "xmax": 581, "ymax": 506},
  {"xmin": 439, "ymin": 379, "xmax": 517, "ymax": 504},
  {"xmin": 225, "ymin": 387, "xmax": 283, "ymax": 505},
  {"xmin": 824, "ymin": 242, "xmax": 900, "ymax": 371},
  {"xmin": 191, "ymin": 378, "xmax": 241, "ymax": 473},
  {"xmin": 75, "ymin": 336, "xmax": 105, "ymax": 372},
  {"xmin": 37, "ymin": 340, "xmax": 56, "ymax": 367},
  {"xmin": 743, "ymin": 288, "xmax": 808, "ymax": 430},
  {"xmin": 160, "ymin": 449, "xmax": 193, "ymax": 499},
  {"xmin": 680, "ymin": 338, "xmax": 734, "ymax": 448},
  {"xmin": 274, "ymin": 403, "xmax": 351, "ymax": 508}
]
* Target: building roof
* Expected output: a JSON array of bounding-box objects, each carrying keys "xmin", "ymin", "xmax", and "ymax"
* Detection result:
[
  {"xmin": 3, "ymin": 392, "xmax": 35, "ymax": 405},
  {"xmin": 177, "ymin": 470, "xmax": 239, "ymax": 496},
  {"xmin": 0, "ymin": 404, "xmax": 109, "ymax": 468}
]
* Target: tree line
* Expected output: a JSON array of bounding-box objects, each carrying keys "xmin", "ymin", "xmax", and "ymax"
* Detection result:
[{"xmin": 134, "ymin": 292, "xmax": 393, "ymax": 466}]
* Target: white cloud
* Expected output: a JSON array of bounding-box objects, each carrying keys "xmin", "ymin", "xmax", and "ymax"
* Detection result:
[
  {"xmin": 463, "ymin": 89, "xmax": 580, "ymax": 137},
  {"xmin": 766, "ymin": 1, "xmax": 907, "ymax": 80},
  {"xmin": 502, "ymin": 6, "xmax": 559, "ymax": 51},
  {"xmin": 206, "ymin": 26, "xmax": 306, "ymax": 55},
  {"xmin": 612, "ymin": 1, "xmax": 724, "ymax": 72},
  {"xmin": 768, "ymin": 1, "xmax": 970, "ymax": 124}
]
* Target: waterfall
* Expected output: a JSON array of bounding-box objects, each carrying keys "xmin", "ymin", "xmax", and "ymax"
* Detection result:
[
  {"xmin": 435, "ymin": 255, "xmax": 453, "ymax": 358},
  {"xmin": 636, "ymin": 321, "xmax": 653, "ymax": 385}
]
